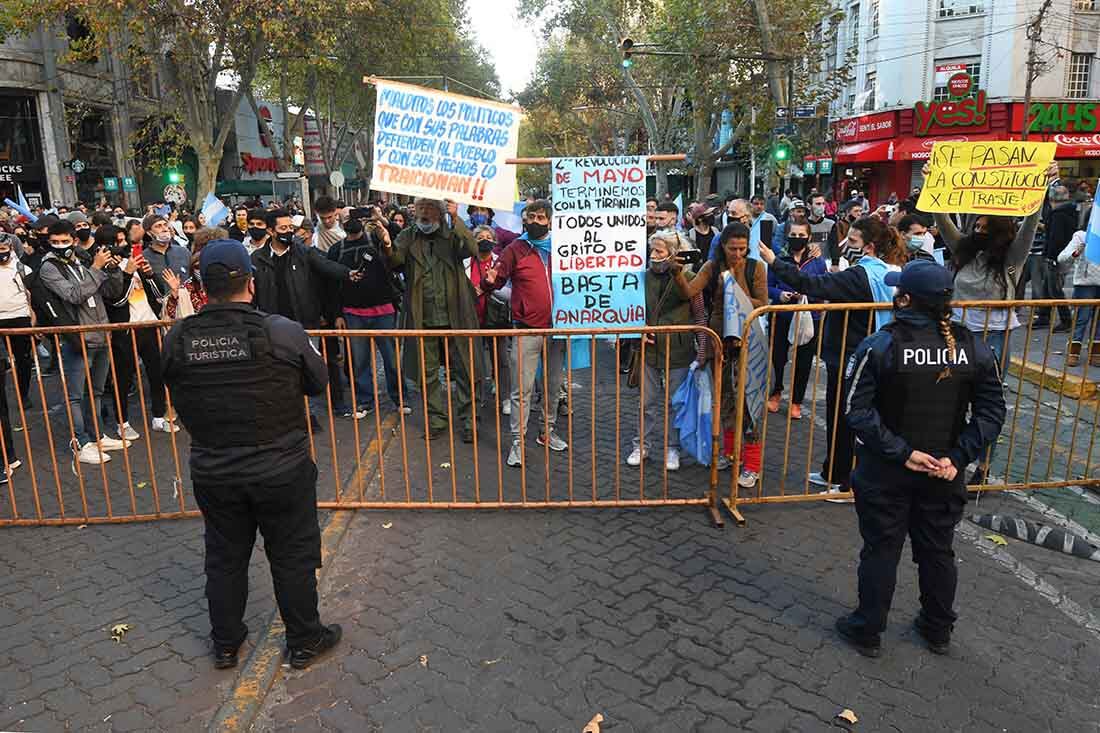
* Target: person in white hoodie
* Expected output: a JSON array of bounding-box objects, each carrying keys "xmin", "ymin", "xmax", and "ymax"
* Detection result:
[{"xmin": 1057, "ymin": 218, "xmax": 1100, "ymax": 367}]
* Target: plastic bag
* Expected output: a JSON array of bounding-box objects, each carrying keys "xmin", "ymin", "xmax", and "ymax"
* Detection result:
[
  {"xmin": 671, "ymin": 364, "xmax": 713, "ymax": 466},
  {"xmin": 788, "ymin": 296, "xmax": 814, "ymax": 347}
]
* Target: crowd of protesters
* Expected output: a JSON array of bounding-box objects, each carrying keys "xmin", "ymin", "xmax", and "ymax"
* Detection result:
[{"xmin": 0, "ymin": 166, "xmax": 1092, "ymax": 493}]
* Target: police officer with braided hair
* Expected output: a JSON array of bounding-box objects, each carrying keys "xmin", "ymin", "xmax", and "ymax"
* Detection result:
[
  {"xmin": 835, "ymin": 260, "xmax": 1006, "ymax": 658},
  {"xmin": 162, "ymin": 239, "xmax": 341, "ymax": 671}
]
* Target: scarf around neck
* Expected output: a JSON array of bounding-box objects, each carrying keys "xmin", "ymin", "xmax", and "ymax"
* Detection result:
[{"xmin": 857, "ymin": 255, "xmax": 893, "ymax": 331}]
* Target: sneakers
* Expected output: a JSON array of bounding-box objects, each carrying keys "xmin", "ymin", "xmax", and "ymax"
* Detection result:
[
  {"xmin": 790, "ymin": 404, "xmax": 803, "ymax": 420},
  {"xmin": 77, "ymin": 442, "xmax": 111, "ymax": 464},
  {"xmin": 823, "ymin": 486, "xmax": 854, "ymax": 504},
  {"xmin": 715, "ymin": 455, "xmax": 732, "ymax": 471},
  {"xmin": 536, "ymin": 431, "xmax": 568, "ymax": 452},
  {"xmin": 152, "ymin": 417, "xmax": 180, "ymax": 433},
  {"xmin": 398, "ymin": 405, "xmax": 413, "ymax": 415},
  {"xmin": 97, "ymin": 435, "xmax": 132, "ymax": 452},
  {"xmin": 117, "ymin": 422, "xmax": 140, "ymax": 441},
  {"xmin": 501, "ymin": 401, "xmax": 511, "ymax": 416},
  {"xmin": 626, "ymin": 446, "xmax": 646, "ymax": 466},
  {"xmin": 835, "ymin": 615, "xmax": 881, "ymax": 658},
  {"xmin": 665, "ymin": 447, "xmax": 680, "ymax": 472},
  {"xmin": 913, "ymin": 616, "xmax": 950, "ymax": 655},
  {"xmin": 738, "ymin": 470, "xmax": 758, "ymax": 488},
  {"xmin": 288, "ymin": 624, "xmax": 342, "ymax": 670},
  {"xmin": 340, "ymin": 406, "xmax": 370, "ymax": 420},
  {"xmin": 507, "ymin": 440, "xmax": 523, "ymax": 467},
  {"xmin": 767, "ymin": 393, "xmax": 781, "ymax": 413},
  {"xmin": 808, "ymin": 471, "xmax": 840, "ymax": 491}
]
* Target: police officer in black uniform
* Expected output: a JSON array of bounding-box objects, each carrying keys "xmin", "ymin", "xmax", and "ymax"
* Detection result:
[
  {"xmin": 162, "ymin": 239, "xmax": 341, "ymax": 670},
  {"xmin": 836, "ymin": 260, "xmax": 1006, "ymax": 658}
]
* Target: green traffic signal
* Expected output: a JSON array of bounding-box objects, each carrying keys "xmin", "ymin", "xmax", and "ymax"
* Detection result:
[
  {"xmin": 621, "ymin": 58, "xmax": 633, "ymax": 69},
  {"xmin": 167, "ymin": 169, "xmax": 182, "ymax": 184},
  {"xmin": 772, "ymin": 137, "xmax": 792, "ymax": 163}
]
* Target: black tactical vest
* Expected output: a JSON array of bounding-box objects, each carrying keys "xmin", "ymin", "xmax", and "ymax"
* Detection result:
[
  {"xmin": 169, "ymin": 308, "xmax": 306, "ymax": 447},
  {"xmin": 877, "ymin": 321, "xmax": 976, "ymax": 455}
]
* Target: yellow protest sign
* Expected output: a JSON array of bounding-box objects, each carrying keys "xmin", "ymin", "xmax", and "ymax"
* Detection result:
[{"xmin": 917, "ymin": 141, "xmax": 1056, "ymax": 217}]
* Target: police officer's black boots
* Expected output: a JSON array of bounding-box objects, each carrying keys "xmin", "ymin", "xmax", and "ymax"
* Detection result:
[
  {"xmin": 834, "ymin": 615, "xmax": 882, "ymax": 658},
  {"xmin": 214, "ymin": 643, "xmax": 242, "ymax": 670},
  {"xmin": 288, "ymin": 623, "xmax": 343, "ymax": 670},
  {"xmin": 913, "ymin": 617, "xmax": 950, "ymax": 655}
]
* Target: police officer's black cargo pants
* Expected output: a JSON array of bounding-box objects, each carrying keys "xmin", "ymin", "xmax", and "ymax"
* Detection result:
[
  {"xmin": 193, "ymin": 459, "xmax": 324, "ymax": 651},
  {"xmin": 849, "ymin": 464, "xmax": 965, "ymax": 641}
]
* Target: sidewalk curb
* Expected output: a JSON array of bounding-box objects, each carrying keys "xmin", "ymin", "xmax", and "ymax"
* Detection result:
[
  {"xmin": 207, "ymin": 414, "xmax": 397, "ymax": 732},
  {"xmin": 1009, "ymin": 355, "xmax": 1098, "ymax": 400}
]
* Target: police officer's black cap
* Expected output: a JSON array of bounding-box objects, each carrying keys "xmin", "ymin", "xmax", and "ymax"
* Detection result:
[
  {"xmin": 200, "ymin": 239, "xmax": 255, "ymax": 282},
  {"xmin": 885, "ymin": 260, "xmax": 953, "ymax": 299}
]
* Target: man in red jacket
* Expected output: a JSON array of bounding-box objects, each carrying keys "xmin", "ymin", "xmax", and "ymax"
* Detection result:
[{"xmin": 484, "ymin": 200, "xmax": 568, "ymax": 467}]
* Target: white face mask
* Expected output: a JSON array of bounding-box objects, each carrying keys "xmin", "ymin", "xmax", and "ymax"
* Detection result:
[
  {"xmin": 155, "ymin": 231, "xmax": 173, "ymax": 244},
  {"xmin": 811, "ymin": 204, "xmax": 825, "ymax": 217}
]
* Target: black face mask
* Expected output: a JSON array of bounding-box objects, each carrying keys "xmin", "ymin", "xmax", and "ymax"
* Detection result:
[
  {"xmin": 76, "ymin": 228, "xmax": 92, "ymax": 242},
  {"xmin": 787, "ymin": 236, "xmax": 809, "ymax": 252},
  {"xmin": 0, "ymin": 251, "xmax": 12, "ymax": 264},
  {"xmin": 248, "ymin": 226, "xmax": 268, "ymax": 241},
  {"xmin": 185, "ymin": 232, "xmax": 194, "ymax": 243},
  {"xmin": 51, "ymin": 245, "xmax": 74, "ymax": 260},
  {"xmin": 525, "ymin": 222, "xmax": 549, "ymax": 240},
  {"xmin": 276, "ymin": 231, "xmax": 294, "ymax": 247}
]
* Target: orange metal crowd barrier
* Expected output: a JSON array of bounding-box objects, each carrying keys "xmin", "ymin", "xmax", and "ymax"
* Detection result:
[
  {"xmin": 724, "ymin": 299, "xmax": 1100, "ymax": 525},
  {"xmin": 0, "ymin": 323, "xmax": 726, "ymax": 527}
]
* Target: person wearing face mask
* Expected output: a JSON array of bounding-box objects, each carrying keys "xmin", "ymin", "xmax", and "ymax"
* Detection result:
[
  {"xmin": 481, "ymin": 199, "xmax": 570, "ymax": 463},
  {"xmin": 142, "ymin": 214, "xmax": 191, "ymax": 293},
  {"xmin": 0, "ymin": 231, "xmax": 37, "ymax": 413},
  {"xmin": 227, "ymin": 205, "xmax": 249, "ymax": 242},
  {"xmin": 99, "ymin": 223, "xmax": 177, "ymax": 440},
  {"xmin": 381, "ymin": 197, "xmax": 481, "ymax": 443},
  {"xmin": 162, "ymin": 239, "xmax": 343, "ymax": 672},
  {"xmin": 686, "ymin": 203, "xmax": 718, "ymax": 254},
  {"xmin": 771, "ymin": 199, "xmax": 808, "ymax": 250},
  {"xmin": 766, "ymin": 222, "xmax": 827, "ymax": 420},
  {"xmin": 896, "ymin": 215, "xmax": 935, "ymax": 262},
  {"xmin": 627, "ymin": 230, "xmax": 704, "ymax": 471},
  {"xmin": 326, "ymin": 217, "xmax": 407, "ymax": 419},
  {"xmin": 165, "ymin": 226, "xmax": 222, "ymax": 319},
  {"xmin": 806, "ymin": 193, "xmax": 837, "ymax": 251},
  {"xmin": 38, "ymin": 219, "xmax": 128, "ymax": 466},
  {"xmin": 466, "ymin": 206, "xmax": 517, "ymax": 250},
  {"xmin": 241, "ymin": 208, "xmax": 271, "ymax": 254},
  {"xmin": 465, "ymin": 225, "xmax": 513, "ymax": 415},
  {"xmin": 757, "ymin": 217, "xmax": 904, "ymax": 498},
  {"xmin": 836, "ymin": 260, "xmax": 1005, "ymax": 658}
]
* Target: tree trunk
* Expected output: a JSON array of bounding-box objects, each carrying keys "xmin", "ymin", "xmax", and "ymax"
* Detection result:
[
  {"xmin": 194, "ymin": 141, "xmax": 219, "ymax": 204},
  {"xmin": 751, "ymin": 0, "xmax": 786, "ymax": 107}
]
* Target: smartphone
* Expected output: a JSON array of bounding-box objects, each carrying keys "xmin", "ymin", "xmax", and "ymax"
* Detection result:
[
  {"xmin": 676, "ymin": 249, "xmax": 704, "ymax": 267},
  {"xmin": 759, "ymin": 219, "xmax": 774, "ymax": 248},
  {"xmin": 131, "ymin": 242, "xmax": 143, "ymax": 259}
]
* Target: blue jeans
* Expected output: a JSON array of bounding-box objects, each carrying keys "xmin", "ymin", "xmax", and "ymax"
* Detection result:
[
  {"xmin": 61, "ymin": 342, "xmax": 111, "ymax": 446},
  {"xmin": 1071, "ymin": 285, "xmax": 1100, "ymax": 343},
  {"xmin": 344, "ymin": 312, "xmax": 401, "ymax": 409},
  {"xmin": 980, "ymin": 328, "xmax": 1009, "ymax": 370}
]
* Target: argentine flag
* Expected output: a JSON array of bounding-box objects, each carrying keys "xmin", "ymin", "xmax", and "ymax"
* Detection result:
[
  {"xmin": 1086, "ymin": 179, "xmax": 1100, "ymax": 265},
  {"xmin": 200, "ymin": 192, "xmax": 229, "ymax": 228}
]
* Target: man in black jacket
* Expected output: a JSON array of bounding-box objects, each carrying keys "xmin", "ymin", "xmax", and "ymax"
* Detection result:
[
  {"xmin": 327, "ymin": 218, "xmax": 406, "ymax": 416},
  {"xmin": 1035, "ymin": 185, "xmax": 1075, "ymax": 330},
  {"xmin": 251, "ymin": 208, "xmax": 360, "ymax": 427}
]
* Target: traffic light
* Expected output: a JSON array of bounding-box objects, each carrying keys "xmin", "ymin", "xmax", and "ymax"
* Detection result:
[
  {"xmin": 772, "ymin": 136, "xmax": 792, "ymax": 175},
  {"xmin": 166, "ymin": 168, "xmax": 183, "ymax": 184},
  {"xmin": 619, "ymin": 37, "xmax": 634, "ymax": 69}
]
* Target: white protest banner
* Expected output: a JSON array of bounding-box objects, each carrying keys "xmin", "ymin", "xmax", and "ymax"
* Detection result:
[
  {"xmin": 550, "ymin": 156, "xmax": 647, "ymax": 331},
  {"xmin": 368, "ymin": 78, "xmax": 521, "ymax": 211}
]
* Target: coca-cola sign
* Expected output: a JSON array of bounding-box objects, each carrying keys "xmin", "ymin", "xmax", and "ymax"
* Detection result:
[
  {"xmin": 833, "ymin": 111, "xmax": 897, "ymax": 143},
  {"xmin": 1053, "ymin": 133, "xmax": 1100, "ymax": 146}
]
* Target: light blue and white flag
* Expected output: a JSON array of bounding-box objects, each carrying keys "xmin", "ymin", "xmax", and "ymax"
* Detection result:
[
  {"xmin": 1085, "ymin": 179, "xmax": 1100, "ymax": 265},
  {"xmin": 200, "ymin": 192, "xmax": 229, "ymax": 228}
]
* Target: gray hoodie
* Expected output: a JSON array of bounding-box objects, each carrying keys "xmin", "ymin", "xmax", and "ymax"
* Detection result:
[{"xmin": 39, "ymin": 252, "xmax": 121, "ymax": 347}]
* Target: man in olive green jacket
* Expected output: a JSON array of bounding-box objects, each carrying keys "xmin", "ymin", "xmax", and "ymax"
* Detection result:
[{"xmin": 381, "ymin": 198, "xmax": 480, "ymax": 441}]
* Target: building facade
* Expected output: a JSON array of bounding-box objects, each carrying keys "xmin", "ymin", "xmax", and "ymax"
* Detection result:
[
  {"xmin": 0, "ymin": 21, "xmax": 160, "ymax": 209},
  {"xmin": 815, "ymin": 0, "xmax": 1100, "ymax": 204}
]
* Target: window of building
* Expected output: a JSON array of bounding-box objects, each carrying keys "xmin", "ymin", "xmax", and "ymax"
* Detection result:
[
  {"xmin": 1068, "ymin": 53, "xmax": 1093, "ymax": 98},
  {"xmin": 0, "ymin": 95, "xmax": 43, "ymax": 166},
  {"xmin": 869, "ymin": 0, "xmax": 880, "ymax": 38},
  {"xmin": 863, "ymin": 71, "xmax": 877, "ymax": 110},
  {"xmin": 938, "ymin": 0, "xmax": 985, "ymax": 17},
  {"xmin": 1073, "ymin": 0, "xmax": 1096, "ymax": 10},
  {"xmin": 847, "ymin": 2, "xmax": 860, "ymax": 49},
  {"xmin": 933, "ymin": 59, "xmax": 981, "ymax": 100}
]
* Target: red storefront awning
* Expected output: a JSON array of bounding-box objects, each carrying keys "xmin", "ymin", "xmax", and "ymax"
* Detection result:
[
  {"xmin": 891, "ymin": 134, "xmax": 1012, "ymax": 161},
  {"xmin": 834, "ymin": 140, "xmax": 893, "ymax": 163}
]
